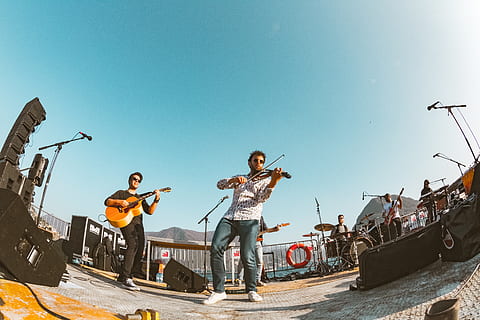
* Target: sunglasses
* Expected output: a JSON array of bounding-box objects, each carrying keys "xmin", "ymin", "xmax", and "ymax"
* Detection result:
[
  {"xmin": 252, "ymin": 159, "xmax": 265, "ymax": 164},
  {"xmin": 132, "ymin": 177, "xmax": 141, "ymax": 182}
]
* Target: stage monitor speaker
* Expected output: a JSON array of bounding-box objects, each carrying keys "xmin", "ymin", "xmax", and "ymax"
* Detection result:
[
  {"xmin": 356, "ymin": 221, "xmax": 441, "ymax": 290},
  {"xmin": 0, "ymin": 188, "xmax": 66, "ymax": 286},
  {"xmin": 164, "ymin": 258, "xmax": 206, "ymax": 293}
]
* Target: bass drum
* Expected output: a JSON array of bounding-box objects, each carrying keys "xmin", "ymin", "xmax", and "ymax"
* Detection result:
[{"xmin": 341, "ymin": 237, "xmax": 373, "ymax": 266}]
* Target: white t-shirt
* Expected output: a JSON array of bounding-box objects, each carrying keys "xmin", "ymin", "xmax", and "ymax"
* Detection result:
[{"xmin": 384, "ymin": 201, "xmax": 400, "ymax": 219}]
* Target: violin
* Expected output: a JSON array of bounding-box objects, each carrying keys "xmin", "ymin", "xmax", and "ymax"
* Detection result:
[
  {"xmin": 263, "ymin": 169, "xmax": 291, "ymax": 179},
  {"xmin": 251, "ymin": 169, "xmax": 292, "ymax": 181},
  {"xmin": 247, "ymin": 154, "xmax": 292, "ymax": 181}
]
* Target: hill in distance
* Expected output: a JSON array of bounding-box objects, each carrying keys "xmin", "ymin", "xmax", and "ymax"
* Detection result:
[
  {"xmin": 355, "ymin": 194, "xmax": 420, "ymax": 228},
  {"xmin": 147, "ymin": 196, "xmax": 420, "ymax": 243}
]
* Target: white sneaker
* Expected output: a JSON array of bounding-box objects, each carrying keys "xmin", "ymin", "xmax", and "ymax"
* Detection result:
[
  {"xmin": 122, "ymin": 278, "xmax": 141, "ymax": 291},
  {"xmin": 248, "ymin": 291, "xmax": 263, "ymax": 302},
  {"xmin": 203, "ymin": 291, "xmax": 227, "ymax": 305}
]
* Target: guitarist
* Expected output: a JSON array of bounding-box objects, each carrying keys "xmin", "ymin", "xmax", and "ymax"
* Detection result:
[
  {"xmin": 104, "ymin": 172, "xmax": 161, "ymax": 291},
  {"xmin": 237, "ymin": 217, "xmax": 282, "ymax": 287},
  {"xmin": 382, "ymin": 193, "xmax": 403, "ymax": 239},
  {"xmin": 256, "ymin": 217, "xmax": 282, "ymax": 286}
]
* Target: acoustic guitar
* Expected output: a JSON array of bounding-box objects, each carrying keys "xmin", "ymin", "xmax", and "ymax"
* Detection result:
[
  {"xmin": 105, "ymin": 187, "xmax": 171, "ymax": 228},
  {"xmin": 257, "ymin": 222, "xmax": 290, "ymax": 241}
]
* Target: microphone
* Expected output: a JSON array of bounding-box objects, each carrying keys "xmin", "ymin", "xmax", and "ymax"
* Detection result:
[
  {"xmin": 427, "ymin": 101, "xmax": 440, "ymax": 110},
  {"xmin": 79, "ymin": 132, "xmax": 93, "ymax": 141},
  {"xmin": 221, "ymin": 195, "xmax": 229, "ymax": 201},
  {"xmin": 433, "ymin": 153, "xmax": 440, "ymax": 158}
]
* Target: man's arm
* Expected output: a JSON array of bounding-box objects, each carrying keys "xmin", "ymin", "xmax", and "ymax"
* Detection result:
[
  {"xmin": 144, "ymin": 189, "xmax": 161, "ymax": 215},
  {"xmin": 105, "ymin": 198, "xmax": 129, "ymax": 207},
  {"xmin": 217, "ymin": 176, "xmax": 246, "ymax": 190}
]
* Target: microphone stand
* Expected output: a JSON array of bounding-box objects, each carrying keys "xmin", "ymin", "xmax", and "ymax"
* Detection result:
[
  {"xmin": 36, "ymin": 135, "xmax": 87, "ymax": 226},
  {"xmin": 363, "ymin": 193, "xmax": 385, "ymax": 244},
  {"xmin": 197, "ymin": 196, "xmax": 229, "ymax": 292},
  {"xmin": 429, "ymin": 104, "xmax": 477, "ymax": 164},
  {"xmin": 434, "ymin": 153, "xmax": 465, "ymax": 175}
]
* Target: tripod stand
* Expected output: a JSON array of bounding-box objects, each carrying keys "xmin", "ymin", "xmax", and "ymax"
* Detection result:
[{"xmin": 197, "ymin": 195, "xmax": 229, "ymax": 292}]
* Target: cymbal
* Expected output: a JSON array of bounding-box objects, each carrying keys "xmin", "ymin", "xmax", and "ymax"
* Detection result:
[
  {"xmin": 314, "ymin": 223, "xmax": 334, "ymax": 232},
  {"xmin": 302, "ymin": 232, "xmax": 319, "ymax": 237}
]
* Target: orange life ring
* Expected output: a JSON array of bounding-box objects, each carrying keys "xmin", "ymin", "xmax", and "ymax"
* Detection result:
[{"xmin": 286, "ymin": 243, "xmax": 312, "ymax": 268}]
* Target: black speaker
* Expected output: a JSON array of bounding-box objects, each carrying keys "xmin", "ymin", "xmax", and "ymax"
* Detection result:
[
  {"xmin": 440, "ymin": 195, "xmax": 480, "ymax": 262},
  {"xmin": 0, "ymin": 188, "xmax": 66, "ymax": 286},
  {"xmin": 68, "ymin": 216, "xmax": 104, "ymax": 264},
  {"xmin": 28, "ymin": 153, "xmax": 49, "ymax": 187},
  {"xmin": 356, "ymin": 221, "xmax": 441, "ymax": 290},
  {"xmin": 164, "ymin": 258, "xmax": 206, "ymax": 293},
  {"xmin": 0, "ymin": 161, "xmax": 24, "ymax": 193},
  {"xmin": 0, "ymin": 98, "xmax": 46, "ymax": 165}
]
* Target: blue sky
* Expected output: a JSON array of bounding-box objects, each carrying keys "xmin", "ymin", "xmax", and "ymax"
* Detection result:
[{"xmin": 1, "ymin": 1, "xmax": 480, "ymax": 243}]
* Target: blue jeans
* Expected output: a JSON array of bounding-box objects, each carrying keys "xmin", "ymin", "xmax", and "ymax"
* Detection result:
[{"xmin": 210, "ymin": 218, "xmax": 259, "ymax": 293}]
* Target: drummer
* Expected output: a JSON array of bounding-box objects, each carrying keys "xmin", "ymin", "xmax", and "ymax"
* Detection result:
[{"xmin": 330, "ymin": 214, "xmax": 350, "ymax": 241}]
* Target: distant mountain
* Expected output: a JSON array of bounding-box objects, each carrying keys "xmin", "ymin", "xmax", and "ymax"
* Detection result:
[
  {"xmin": 146, "ymin": 227, "xmax": 214, "ymax": 242},
  {"xmin": 146, "ymin": 196, "xmax": 420, "ymax": 243},
  {"xmin": 355, "ymin": 194, "xmax": 420, "ymax": 228}
]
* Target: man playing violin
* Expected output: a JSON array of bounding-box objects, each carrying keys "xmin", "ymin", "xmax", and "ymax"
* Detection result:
[
  {"xmin": 203, "ymin": 150, "xmax": 284, "ymax": 305},
  {"xmin": 104, "ymin": 172, "xmax": 161, "ymax": 291}
]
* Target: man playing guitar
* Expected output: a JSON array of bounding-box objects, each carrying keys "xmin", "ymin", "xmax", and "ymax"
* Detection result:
[
  {"xmin": 104, "ymin": 172, "xmax": 162, "ymax": 291},
  {"xmin": 383, "ymin": 192, "xmax": 403, "ymax": 239}
]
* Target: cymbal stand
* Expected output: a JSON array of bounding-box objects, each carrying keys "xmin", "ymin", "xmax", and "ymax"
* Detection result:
[
  {"xmin": 314, "ymin": 197, "xmax": 327, "ymax": 246},
  {"xmin": 314, "ymin": 198, "xmax": 333, "ymax": 275}
]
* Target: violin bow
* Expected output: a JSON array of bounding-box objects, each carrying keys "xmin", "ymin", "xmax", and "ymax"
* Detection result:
[{"xmin": 247, "ymin": 154, "xmax": 285, "ymax": 182}]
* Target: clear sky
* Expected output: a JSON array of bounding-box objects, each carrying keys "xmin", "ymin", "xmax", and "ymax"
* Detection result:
[{"xmin": 1, "ymin": 1, "xmax": 480, "ymax": 244}]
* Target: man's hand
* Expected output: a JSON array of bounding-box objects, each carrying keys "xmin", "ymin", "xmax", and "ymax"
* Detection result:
[
  {"xmin": 153, "ymin": 189, "xmax": 161, "ymax": 201},
  {"xmin": 267, "ymin": 167, "xmax": 283, "ymax": 188},
  {"xmin": 229, "ymin": 176, "xmax": 247, "ymax": 184}
]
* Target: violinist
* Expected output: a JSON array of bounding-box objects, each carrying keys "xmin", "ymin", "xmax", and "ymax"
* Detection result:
[{"xmin": 203, "ymin": 150, "xmax": 284, "ymax": 305}]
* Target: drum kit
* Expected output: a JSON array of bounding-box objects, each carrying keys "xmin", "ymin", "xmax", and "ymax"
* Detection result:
[{"xmin": 301, "ymin": 222, "xmax": 374, "ymax": 275}]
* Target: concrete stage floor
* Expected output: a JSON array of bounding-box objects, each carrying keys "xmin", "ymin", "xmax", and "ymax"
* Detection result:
[{"xmin": 2, "ymin": 253, "xmax": 480, "ymax": 320}]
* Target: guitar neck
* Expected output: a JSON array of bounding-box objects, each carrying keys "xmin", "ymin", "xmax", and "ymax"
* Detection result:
[{"xmin": 131, "ymin": 187, "xmax": 172, "ymax": 205}]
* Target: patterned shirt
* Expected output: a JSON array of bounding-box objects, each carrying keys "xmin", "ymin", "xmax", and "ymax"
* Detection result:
[{"xmin": 217, "ymin": 175, "xmax": 274, "ymax": 221}]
